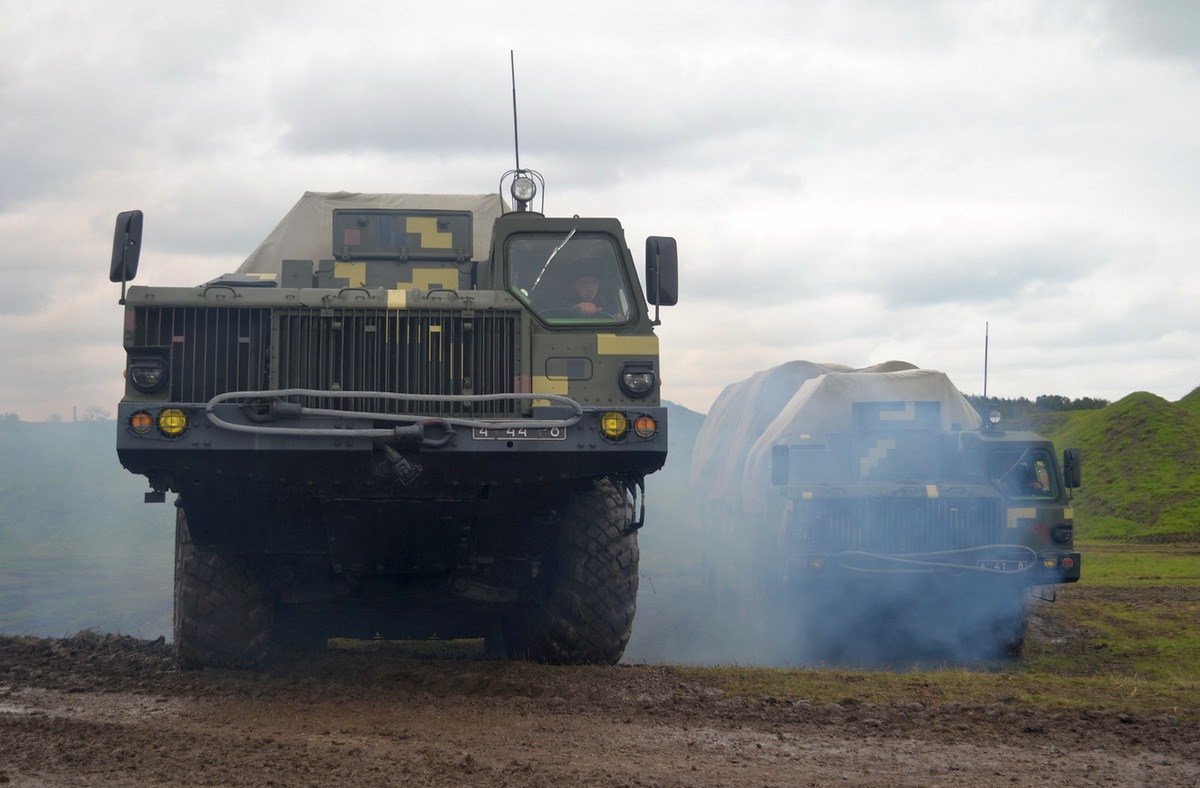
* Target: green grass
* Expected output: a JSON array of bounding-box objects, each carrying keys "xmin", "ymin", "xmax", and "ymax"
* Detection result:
[
  {"xmin": 1074, "ymin": 541, "xmax": 1200, "ymax": 587},
  {"xmin": 690, "ymin": 665, "xmax": 1199, "ymax": 719},
  {"xmin": 685, "ymin": 540, "xmax": 1200, "ymax": 719},
  {"xmin": 1037, "ymin": 393, "xmax": 1200, "ymax": 542}
]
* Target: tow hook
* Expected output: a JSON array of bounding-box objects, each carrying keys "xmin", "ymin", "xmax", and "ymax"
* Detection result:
[{"xmin": 392, "ymin": 419, "xmax": 455, "ymax": 448}]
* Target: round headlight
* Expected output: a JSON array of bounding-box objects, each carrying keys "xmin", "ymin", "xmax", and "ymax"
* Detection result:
[
  {"xmin": 129, "ymin": 358, "xmax": 168, "ymax": 393},
  {"xmin": 511, "ymin": 175, "xmax": 537, "ymax": 203},
  {"xmin": 599, "ymin": 411, "xmax": 629, "ymax": 441},
  {"xmin": 158, "ymin": 408, "xmax": 189, "ymax": 436},
  {"xmin": 620, "ymin": 367, "xmax": 656, "ymax": 398},
  {"xmin": 989, "ymin": 409, "xmax": 1002, "ymax": 425}
]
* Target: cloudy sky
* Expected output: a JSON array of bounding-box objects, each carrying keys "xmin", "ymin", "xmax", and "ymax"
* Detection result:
[{"xmin": 2, "ymin": 0, "xmax": 1198, "ymax": 420}]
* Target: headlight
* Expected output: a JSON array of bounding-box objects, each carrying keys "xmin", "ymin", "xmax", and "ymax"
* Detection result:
[
  {"xmin": 620, "ymin": 365, "xmax": 656, "ymax": 398},
  {"xmin": 158, "ymin": 408, "xmax": 189, "ymax": 436},
  {"xmin": 511, "ymin": 175, "xmax": 537, "ymax": 203},
  {"xmin": 129, "ymin": 357, "xmax": 168, "ymax": 393},
  {"xmin": 599, "ymin": 411, "xmax": 629, "ymax": 441}
]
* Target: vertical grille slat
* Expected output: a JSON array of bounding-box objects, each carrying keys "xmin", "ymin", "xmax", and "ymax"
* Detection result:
[
  {"xmin": 793, "ymin": 497, "xmax": 1005, "ymax": 553},
  {"xmin": 276, "ymin": 307, "xmax": 519, "ymax": 417},
  {"xmin": 134, "ymin": 306, "xmax": 270, "ymax": 403},
  {"xmin": 133, "ymin": 305, "xmax": 520, "ymax": 416}
]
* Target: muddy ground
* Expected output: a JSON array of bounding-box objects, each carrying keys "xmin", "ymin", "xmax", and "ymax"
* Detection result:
[{"xmin": 2, "ymin": 586, "xmax": 1199, "ymax": 787}]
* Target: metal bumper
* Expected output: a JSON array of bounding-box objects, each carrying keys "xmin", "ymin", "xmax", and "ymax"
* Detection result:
[
  {"xmin": 781, "ymin": 548, "xmax": 1081, "ymax": 586},
  {"xmin": 116, "ymin": 401, "xmax": 667, "ymax": 492}
]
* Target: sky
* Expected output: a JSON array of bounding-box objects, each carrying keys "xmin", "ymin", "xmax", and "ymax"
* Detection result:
[{"xmin": 2, "ymin": 0, "xmax": 1199, "ymax": 420}]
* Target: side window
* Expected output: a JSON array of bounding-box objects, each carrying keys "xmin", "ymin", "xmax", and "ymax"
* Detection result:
[
  {"xmin": 990, "ymin": 449, "xmax": 1058, "ymax": 499},
  {"xmin": 507, "ymin": 234, "xmax": 632, "ymax": 323}
]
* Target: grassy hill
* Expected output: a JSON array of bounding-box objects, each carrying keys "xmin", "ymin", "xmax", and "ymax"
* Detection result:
[{"xmin": 1032, "ymin": 392, "xmax": 1200, "ymax": 542}]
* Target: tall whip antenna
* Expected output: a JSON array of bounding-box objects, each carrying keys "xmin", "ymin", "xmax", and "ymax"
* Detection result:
[
  {"xmin": 501, "ymin": 51, "xmax": 542, "ymax": 212},
  {"xmin": 510, "ymin": 50, "xmax": 520, "ymax": 172},
  {"xmin": 983, "ymin": 321, "xmax": 990, "ymax": 399}
]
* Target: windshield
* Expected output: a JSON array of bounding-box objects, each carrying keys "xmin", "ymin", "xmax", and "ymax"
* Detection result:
[
  {"xmin": 506, "ymin": 233, "xmax": 632, "ymax": 324},
  {"xmin": 990, "ymin": 448, "xmax": 1058, "ymax": 499}
]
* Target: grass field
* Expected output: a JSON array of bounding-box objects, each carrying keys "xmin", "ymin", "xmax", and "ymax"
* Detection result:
[{"xmin": 689, "ymin": 540, "xmax": 1200, "ymax": 720}]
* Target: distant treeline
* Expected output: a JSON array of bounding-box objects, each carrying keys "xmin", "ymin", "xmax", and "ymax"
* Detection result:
[
  {"xmin": 963, "ymin": 394, "xmax": 1110, "ymax": 424},
  {"xmin": 0, "ymin": 408, "xmax": 110, "ymax": 423}
]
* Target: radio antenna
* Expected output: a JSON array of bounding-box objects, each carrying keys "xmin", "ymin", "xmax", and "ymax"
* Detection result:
[
  {"xmin": 983, "ymin": 321, "xmax": 990, "ymax": 399},
  {"xmin": 510, "ymin": 50, "xmax": 521, "ymax": 172},
  {"xmin": 500, "ymin": 51, "xmax": 543, "ymax": 212}
]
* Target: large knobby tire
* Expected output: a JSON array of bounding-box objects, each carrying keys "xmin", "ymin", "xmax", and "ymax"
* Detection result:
[
  {"xmin": 174, "ymin": 507, "xmax": 274, "ymax": 669},
  {"xmin": 504, "ymin": 478, "xmax": 639, "ymax": 665}
]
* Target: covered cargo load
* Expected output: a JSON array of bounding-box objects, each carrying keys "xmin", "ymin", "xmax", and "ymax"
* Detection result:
[{"xmin": 692, "ymin": 360, "xmax": 1080, "ymax": 664}]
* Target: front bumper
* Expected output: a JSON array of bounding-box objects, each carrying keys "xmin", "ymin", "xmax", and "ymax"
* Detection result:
[
  {"xmin": 117, "ymin": 401, "xmax": 667, "ymax": 491},
  {"xmin": 781, "ymin": 548, "xmax": 1081, "ymax": 586}
]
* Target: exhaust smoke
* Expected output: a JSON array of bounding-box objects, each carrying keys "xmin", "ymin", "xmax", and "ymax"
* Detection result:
[{"xmin": 625, "ymin": 360, "xmax": 1065, "ymax": 669}]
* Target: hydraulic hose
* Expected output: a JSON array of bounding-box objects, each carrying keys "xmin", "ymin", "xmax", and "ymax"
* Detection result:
[
  {"xmin": 832, "ymin": 544, "xmax": 1041, "ymax": 575},
  {"xmin": 205, "ymin": 388, "xmax": 583, "ymax": 440}
]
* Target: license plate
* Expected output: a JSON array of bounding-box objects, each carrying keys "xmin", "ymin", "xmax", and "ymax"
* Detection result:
[
  {"xmin": 472, "ymin": 426, "xmax": 567, "ymax": 441},
  {"xmin": 975, "ymin": 560, "xmax": 1028, "ymax": 572}
]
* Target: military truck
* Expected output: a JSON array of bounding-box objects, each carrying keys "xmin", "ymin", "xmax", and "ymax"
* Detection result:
[
  {"xmin": 109, "ymin": 171, "xmax": 678, "ymax": 668},
  {"xmin": 692, "ymin": 361, "xmax": 1080, "ymax": 662}
]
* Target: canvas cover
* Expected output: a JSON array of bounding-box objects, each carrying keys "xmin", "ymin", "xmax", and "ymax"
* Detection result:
[
  {"xmin": 691, "ymin": 361, "xmax": 981, "ymax": 511},
  {"xmin": 690, "ymin": 360, "xmax": 845, "ymax": 511},
  {"xmin": 235, "ymin": 192, "xmax": 508, "ymax": 276}
]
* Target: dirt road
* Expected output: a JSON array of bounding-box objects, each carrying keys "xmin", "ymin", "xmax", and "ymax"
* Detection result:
[{"xmin": 2, "ymin": 623, "xmax": 1198, "ymax": 788}]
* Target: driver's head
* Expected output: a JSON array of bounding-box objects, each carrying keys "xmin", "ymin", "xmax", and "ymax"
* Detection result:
[{"xmin": 574, "ymin": 274, "xmax": 600, "ymax": 301}]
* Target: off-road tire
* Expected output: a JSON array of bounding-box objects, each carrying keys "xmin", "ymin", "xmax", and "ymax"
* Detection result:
[
  {"xmin": 174, "ymin": 507, "xmax": 274, "ymax": 669},
  {"xmin": 504, "ymin": 478, "xmax": 639, "ymax": 664},
  {"xmin": 998, "ymin": 605, "xmax": 1029, "ymax": 660}
]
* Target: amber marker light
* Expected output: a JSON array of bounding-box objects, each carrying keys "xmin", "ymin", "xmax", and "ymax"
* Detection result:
[
  {"xmin": 633, "ymin": 415, "xmax": 657, "ymax": 439},
  {"xmin": 129, "ymin": 411, "xmax": 154, "ymax": 434},
  {"xmin": 158, "ymin": 408, "xmax": 189, "ymax": 436}
]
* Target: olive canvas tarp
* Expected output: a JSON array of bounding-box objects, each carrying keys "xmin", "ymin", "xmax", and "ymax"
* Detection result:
[
  {"xmin": 235, "ymin": 192, "xmax": 508, "ymax": 277},
  {"xmin": 691, "ymin": 361, "xmax": 981, "ymax": 513}
]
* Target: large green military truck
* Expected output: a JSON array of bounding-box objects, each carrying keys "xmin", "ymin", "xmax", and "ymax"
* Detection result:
[
  {"xmin": 692, "ymin": 361, "xmax": 1080, "ymax": 663},
  {"xmin": 109, "ymin": 172, "xmax": 678, "ymax": 668}
]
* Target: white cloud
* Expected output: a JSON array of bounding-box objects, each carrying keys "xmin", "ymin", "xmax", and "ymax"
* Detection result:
[{"xmin": 1, "ymin": 0, "xmax": 1199, "ymax": 419}]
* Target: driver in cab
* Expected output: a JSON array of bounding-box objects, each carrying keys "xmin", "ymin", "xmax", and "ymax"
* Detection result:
[{"xmin": 561, "ymin": 243, "xmax": 625, "ymax": 320}]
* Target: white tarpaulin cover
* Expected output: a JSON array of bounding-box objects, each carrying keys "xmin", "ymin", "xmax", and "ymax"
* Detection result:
[
  {"xmin": 691, "ymin": 361, "xmax": 981, "ymax": 512},
  {"xmin": 235, "ymin": 192, "xmax": 507, "ymax": 276}
]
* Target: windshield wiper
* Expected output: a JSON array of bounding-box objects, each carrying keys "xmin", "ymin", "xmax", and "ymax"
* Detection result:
[{"xmin": 531, "ymin": 227, "xmax": 576, "ymax": 293}]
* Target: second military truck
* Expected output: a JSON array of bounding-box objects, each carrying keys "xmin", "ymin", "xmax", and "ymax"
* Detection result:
[
  {"xmin": 110, "ymin": 172, "xmax": 678, "ymax": 668},
  {"xmin": 692, "ymin": 361, "xmax": 1080, "ymax": 663}
]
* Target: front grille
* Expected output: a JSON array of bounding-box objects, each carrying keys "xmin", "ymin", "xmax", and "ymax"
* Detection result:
[
  {"xmin": 133, "ymin": 305, "xmax": 521, "ymax": 417},
  {"xmin": 276, "ymin": 308, "xmax": 519, "ymax": 417},
  {"xmin": 788, "ymin": 496, "xmax": 1005, "ymax": 554},
  {"xmin": 133, "ymin": 306, "xmax": 270, "ymax": 403}
]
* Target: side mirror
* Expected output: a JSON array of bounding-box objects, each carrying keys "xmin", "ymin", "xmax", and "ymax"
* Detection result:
[
  {"xmin": 771, "ymin": 444, "xmax": 790, "ymax": 486},
  {"xmin": 109, "ymin": 210, "xmax": 143, "ymax": 284},
  {"xmin": 1062, "ymin": 447, "xmax": 1081, "ymax": 489},
  {"xmin": 644, "ymin": 236, "xmax": 678, "ymax": 307}
]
